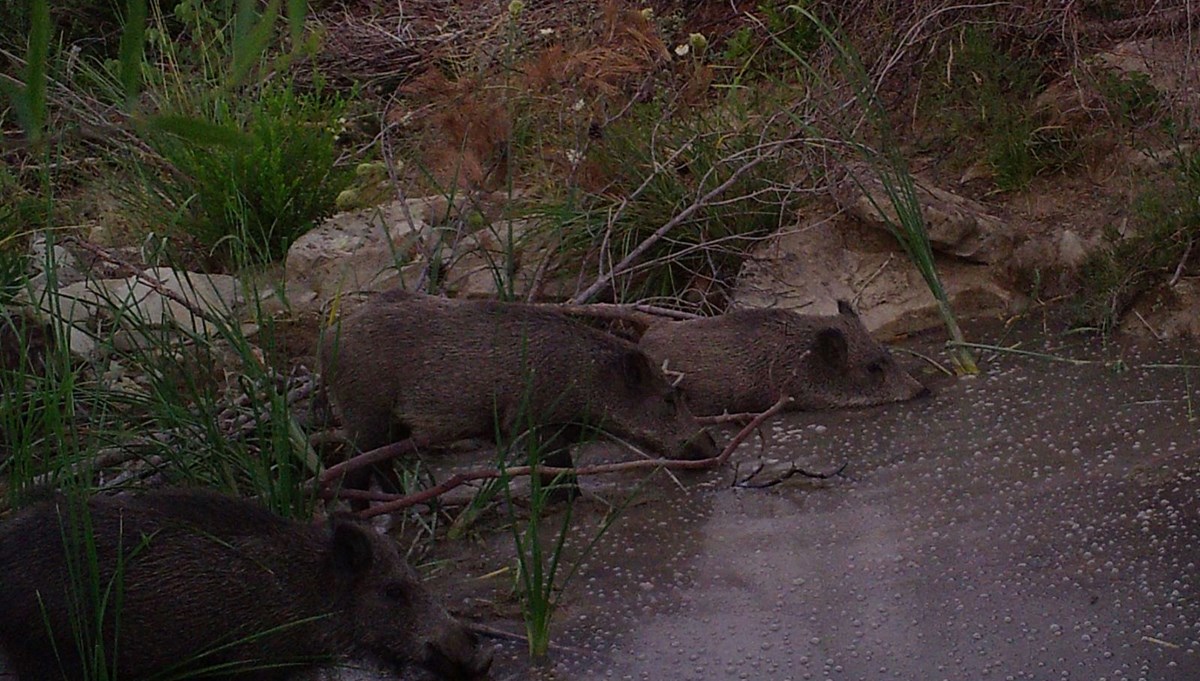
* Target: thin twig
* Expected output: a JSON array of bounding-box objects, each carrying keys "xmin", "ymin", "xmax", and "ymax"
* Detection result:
[
  {"xmin": 735, "ymin": 461, "xmax": 848, "ymax": 489},
  {"xmin": 318, "ymin": 438, "xmax": 424, "ymax": 486},
  {"xmin": 570, "ymin": 131, "xmax": 808, "ymax": 304},
  {"xmin": 1168, "ymin": 236, "xmax": 1193, "ymax": 287},
  {"xmin": 65, "ymin": 238, "xmax": 230, "ymax": 330},
  {"xmin": 466, "ymin": 622, "xmax": 587, "ymax": 654},
  {"xmin": 346, "ymin": 394, "xmax": 794, "ymax": 518}
]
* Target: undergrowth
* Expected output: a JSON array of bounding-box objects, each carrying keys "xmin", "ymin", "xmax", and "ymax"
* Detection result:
[
  {"xmin": 1077, "ymin": 146, "xmax": 1200, "ymax": 329},
  {"xmin": 566, "ymin": 96, "xmax": 797, "ymax": 304},
  {"xmin": 145, "ymin": 79, "xmax": 351, "ymax": 268},
  {"xmin": 920, "ymin": 25, "xmax": 1077, "ymax": 190}
]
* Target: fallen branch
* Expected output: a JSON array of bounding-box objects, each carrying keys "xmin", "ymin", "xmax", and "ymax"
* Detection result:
[
  {"xmin": 318, "ymin": 438, "xmax": 425, "ymax": 486},
  {"xmin": 346, "ymin": 394, "xmax": 795, "ymax": 518},
  {"xmin": 65, "ymin": 238, "xmax": 231, "ymax": 332},
  {"xmin": 467, "ymin": 622, "xmax": 586, "ymax": 654},
  {"xmin": 734, "ymin": 461, "xmax": 848, "ymax": 489},
  {"xmin": 543, "ymin": 302, "xmax": 702, "ymax": 324}
]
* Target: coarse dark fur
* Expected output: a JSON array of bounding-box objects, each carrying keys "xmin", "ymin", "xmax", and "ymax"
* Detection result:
[
  {"xmin": 0, "ymin": 488, "xmax": 491, "ymax": 680},
  {"xmin": 639, "ymin": 301, "xmax": 929, "ymax": 416},
  {"xmin": 319, "ymin": 290, "xmax": 717, "ymax": 497}
]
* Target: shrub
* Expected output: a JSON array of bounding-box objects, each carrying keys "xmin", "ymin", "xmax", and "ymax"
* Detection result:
[
  {"xmin": 1077, "ymin": 148, "xmax": 1200, "ymax": 328},
  {"xmin": 921, "ymin": 26, "xmax": 1074, "ymax": 190},
  {"xmin": 558, "ymin": 96, "xmax": 795, "ymax": 304},
  {"xmin": 150, "ymin": 80, "xmax": 350, "ymax": 267}
]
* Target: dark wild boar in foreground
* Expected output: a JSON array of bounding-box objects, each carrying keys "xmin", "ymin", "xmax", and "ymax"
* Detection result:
[
  {"xmin": 0, "ymin": 489, "xmax": 491, "ymax": 681},
  {"xmin": 320, "ymin": 291, "xmax": 717, "ymax": 484},
  {"xmin": 639, "ymin": 301, "xmax": 929, "ymax": 416}
]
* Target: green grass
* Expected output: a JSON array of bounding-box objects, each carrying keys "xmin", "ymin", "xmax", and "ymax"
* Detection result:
[
  {"xmin": 0, "ymin": 0, "xmax": 327, "ymax": 511},
  {"xmin": 919, "ymin": 25, "xmax": 1074, "ymax": 190},
  {"xmin": 1077, "ymin": 145, "xmax": 1200, "ymax": 330},
  {"xmin": 145, "ymin": 79, "xmax": 351, "ymax": 268},
  {"xmin": 1, "ymin": 242, "xmax": 318, "ymax": 518},
  {"xmin": 498, "ymin": 426, "xmax": 626, "ymax": 660},
  {"xmin": 43, "ymin": 494, "xmax": 141, "ymax": 681},
  {"xmin": 0, "ymin": 171, "xmax": 38, "ymax": 304}
]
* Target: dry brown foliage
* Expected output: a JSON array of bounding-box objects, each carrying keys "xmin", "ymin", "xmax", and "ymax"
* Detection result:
[
  {"xmin": 381, "ymin": 1, "xmax": 678, "ymax": 192},
  {"xmin": 311, "ymin": 0, "xmax": 1195, "ymax": 193}
]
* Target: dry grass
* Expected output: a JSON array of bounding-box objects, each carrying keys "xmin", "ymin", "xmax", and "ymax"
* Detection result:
[
  {"xmin": 307, "ymin": 0, "xmax": 1196, "ymax": 195},
  {"xmin": 380, "ymin": 1, "xmax": 674, "ymax": 192}
]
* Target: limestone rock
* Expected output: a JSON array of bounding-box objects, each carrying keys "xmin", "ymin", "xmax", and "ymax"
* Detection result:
[
  {"xmin": 733, "ymin": 213, "xmax": 1016, "ymax": 338},
  {"xmin": 283, "ymin": 200, "xmax": 429, "ymax": 311},
  {"xmin": 22, "ymin": 267, "xmax": 241, "ymax": 360},
  {"xmin": 838, "ymin": 163, "xmax": 1013, "ymax": 264},
  {"xmin": 279, "ymin": 191, "xmax": 568, "ymax": 313}
]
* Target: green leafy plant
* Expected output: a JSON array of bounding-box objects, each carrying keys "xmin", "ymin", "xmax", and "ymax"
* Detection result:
[
  {"xmin": 148, "ymin": 79, "xmax": 351, "ymax": 267},
  {"xmin": 1077, "ymin": 146, "xmax": 1200, "ymax": 329},
  {"xmin": 722, "ymin": 2, "xmax": 821, "ymax": 80},
  {"xmin": 1096, "ymin": 70, "xmax": 1161, "ymax": 124},
  {"xmin": 920, "ymin": 26, "xmax": 1072, "ymax": 190}
]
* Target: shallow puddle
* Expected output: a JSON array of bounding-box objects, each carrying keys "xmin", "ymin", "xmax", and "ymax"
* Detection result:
[
  {"xmin": 460, "ymin": 319, "xmax": 1200, "ymax": 681},
  {"xmin": 2, "ymin": 318, "xmax": 1195, "ymax": 681}
]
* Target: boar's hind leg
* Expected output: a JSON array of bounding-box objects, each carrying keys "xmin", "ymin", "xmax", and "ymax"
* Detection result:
[
  {"xmin": 525, "ymin": 424, "xmax": 582, "ymax": 502},
  {"xmin": 339, "ymin": 404, "xmax": 411, "ymax": 512}
]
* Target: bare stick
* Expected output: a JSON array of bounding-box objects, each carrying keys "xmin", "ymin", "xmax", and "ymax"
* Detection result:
[
  {"xmin": 711, "ymin": 394, "xmax": 793, "ymax": 467},
  {"xmin": 467, "ymin": 622, "xmax": 586, "ymax": 654},
  {"xmin": 697, "ymin": 412, "xmax": 756, "ymax": 426},
  {"xmin": 570, "ymin": 134, "xmax": 806, "ymax": 304},
  {"xmin": 318, "ymin": 438, "xmax": 424, "ymax": 486},
  {"xmin": 351, "ymin": 394, "xmax": 795, "ymax": 518},
  {"xmin": 1169, "ymin": 236, "xmax": 1194, "ymax": 288},
  {"xmin": 545, "ymin": 302, "xmax": 702, "ymax": 322},
  {"xmin": 66, "ymin": 238, "xmax": 230, "ymax": 330}
]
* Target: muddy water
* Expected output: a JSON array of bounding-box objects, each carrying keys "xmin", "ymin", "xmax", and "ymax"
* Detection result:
[{"xmin": 467, "ymin": 322, "xmax": 1199, "ymax": 681}]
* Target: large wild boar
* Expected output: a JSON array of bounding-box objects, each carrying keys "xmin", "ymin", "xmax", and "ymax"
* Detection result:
[
  {"xmin": 319, "ymin": 291, "xmax": 717, "ymax": 488},
  {"xmin": 0, "ymin": 489, "xmax": 491, "ymax": 681},
  {"xmin": 639, "ymin": 301, "xmax": 929, "ymax": 416}
]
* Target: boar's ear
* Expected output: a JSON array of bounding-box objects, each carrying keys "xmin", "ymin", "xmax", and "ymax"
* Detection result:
[
  {"xmin": 813, "ymin": 328, "xmax": 849, "ymax": 369},
  {"xmin": 836, "ymin": 299, "xmax": 858, "ymax": 317},
  {"xmin": 617, "ymin": 349, "xmax": 655, "ymax": 388},
  {"xmin": 330, "ymin": 519, "xmax": 375, "ymax": 576}
]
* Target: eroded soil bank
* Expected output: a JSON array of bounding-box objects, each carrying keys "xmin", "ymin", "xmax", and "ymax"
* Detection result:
[{"xmin": 448, "ymin": 315, "xmax": 1199, "ymax": 681}]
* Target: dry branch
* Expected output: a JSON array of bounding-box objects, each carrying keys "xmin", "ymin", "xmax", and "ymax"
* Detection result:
[
  {"xmin": 65, "ymin": 238, "xmax": 231, "ymax": 332},
  {"xmin": 569, "ymin": 132, "xmax": 809, "ymax": 304},
  {"xmin": 318, "ymin": 438, "xmax": 424, "ymax": 486},
  {"xmin": 330, "ymin": 394, "xmax": 795, "ymax": 518}
]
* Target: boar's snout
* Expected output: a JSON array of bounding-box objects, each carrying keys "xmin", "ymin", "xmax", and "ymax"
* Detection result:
[{"xmin": 422, "ymin": 625, "xmax": 492, "ymax": 679}]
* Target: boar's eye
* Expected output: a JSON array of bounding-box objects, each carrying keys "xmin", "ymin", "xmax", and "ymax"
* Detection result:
[
  {"xmin": 664, "ymin": 390, "xmax": 678, "ymax": 407},
  {"xmin": 384, "ymin": 581, "xmax": 412, "ymax": 606},
  {"xmin": 867, "ymin": 359, "xmax": 886, "ymax": 377}
]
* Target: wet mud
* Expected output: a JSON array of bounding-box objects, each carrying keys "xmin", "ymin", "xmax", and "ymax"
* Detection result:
[{"xmin": 456, "ymin": 318, "xmax": 1199, "ymax": 681}]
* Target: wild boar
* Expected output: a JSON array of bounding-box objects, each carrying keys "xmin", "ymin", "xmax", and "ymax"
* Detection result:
[
  {"xmin": 638, "ymin": 301, "xmax": 929, "ymax": 416},
  {"xmin": 319, "ymin": 291, "xmax": 717, "ymax": 493},
  {"xmin": 0, "ymin": 488, "xmax": 491, "ymax": 680}
]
